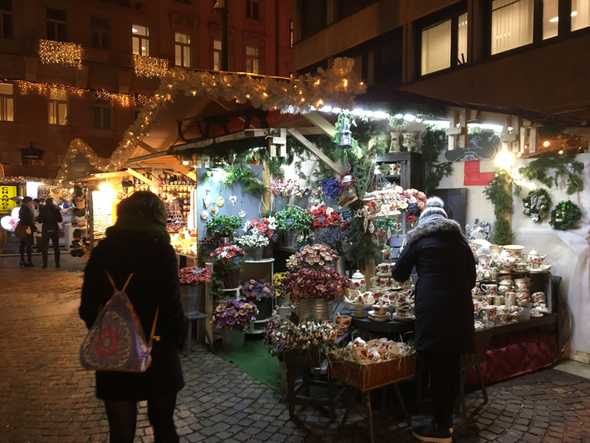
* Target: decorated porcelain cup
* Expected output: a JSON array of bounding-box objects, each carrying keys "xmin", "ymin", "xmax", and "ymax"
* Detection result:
[
  {"xmin": 515, "ymin": 278, "xmax": 529, "ymax": 290},
  {"xmin": 481, "ymin": 283, "xmax": 498, "ymax": 295}
]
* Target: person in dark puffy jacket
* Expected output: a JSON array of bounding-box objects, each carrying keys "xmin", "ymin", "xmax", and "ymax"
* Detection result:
[
  {"xmin": 80, "ymin": 191, "xmax": 186, "ymax": 443},
  {"xmin": 38, "ymin": 198, "xmax": 63, "ymax": 268},
  {"xmin": 393, "ymin": 197, "xmax": 476, "ymax": 443},
  {"xmin": 18, "ymin": 196, "xmax": 36, "ymax": 267}
]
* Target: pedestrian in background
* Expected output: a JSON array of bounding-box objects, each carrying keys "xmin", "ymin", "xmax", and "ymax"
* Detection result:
[
  {"xmin": 38, "ymin": 198, "xmax": 63, "ymax": 269},
  {"xmin": 17, "ymin": 196, "xmax": 36, "ymax": 268},
  {"xmin": 80, "ymin": 191, "xmax": 186, "ymax": 443},
  {"xmin": 393, "ymin": 197, "xmax": 476, "ymax": 443}
]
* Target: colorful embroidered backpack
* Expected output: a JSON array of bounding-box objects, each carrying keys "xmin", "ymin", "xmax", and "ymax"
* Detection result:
[{"xmin": 80, "ymin": 272, "xmax": 159, "ymax": 373}]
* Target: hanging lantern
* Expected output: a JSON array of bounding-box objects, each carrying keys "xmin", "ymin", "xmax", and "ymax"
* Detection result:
[{"xmin": 334, "ymin": 112, "xmax": 354, "ymax": 149}]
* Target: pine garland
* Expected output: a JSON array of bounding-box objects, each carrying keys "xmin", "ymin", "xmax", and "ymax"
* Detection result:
[
  {"xmin": 550, "ymin": 200, "xmax": 583, "ymax": 230},
  {"xmin": 483, "ymin": 170, "xmax": 514, "ymax": 245},
  {"xmin": 519, "ymin": 156, "xmax": 584, "ymax": 195}
]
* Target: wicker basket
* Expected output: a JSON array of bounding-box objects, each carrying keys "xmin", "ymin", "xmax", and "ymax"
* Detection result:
[{"xmin": 329, "ymin": 355, "xmax": 416, "ymax": 392}]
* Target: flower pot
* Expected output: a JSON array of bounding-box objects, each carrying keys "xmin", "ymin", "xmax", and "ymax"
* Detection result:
[
  {"xmin": 179, "ymin": 284, "xmax": 204, "ymax": 315},
  {"xmin": 295, "ymin": 298, "xmax": 332, "ymax": 321},
  {"xmin": 284, "ymin": 231, "xmax": 298, "ymax": 249},
  {"xmin": 336, "ymin": 257, "xmax": 346, "ymax": 276},
  {"xmin": 220, "ymin": 328, "xmax": 245, "ymax": 350},
  {"xmin": 255, "ymin": 297, "xmax": 273, "ymax": 319},
  {"xmin": 247, "ymin": 247, "xmax": 264, "ymax": 261},
  {"xmin": 263, "ymin": 244, "xmax": 274, "ymax": 259},
  {"xmin": 221, "ymin": 267, "xmax": 241, "ymax": 289}
]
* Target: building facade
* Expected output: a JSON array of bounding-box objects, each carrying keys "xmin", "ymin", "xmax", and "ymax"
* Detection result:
[
  {"xmin": 0, "ymin": 0, "xmax": 293, "ymax": 179},
  {"xmin": 293, "ymin": 0, "xmax": 590, "ymax": 125}
]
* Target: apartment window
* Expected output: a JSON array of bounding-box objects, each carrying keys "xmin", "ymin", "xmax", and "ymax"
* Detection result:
[
  {"xmin": 48, "ymin": 90, "xmax": 67, "ymax": 126},
  {"xmin": 213, "ymin": 39, "xmax": 222, "ymax": 70},
  {"xmin": 0, "ymin": 82, "xmax": 14, "ymax": 122},
  {"xmin": 174, "ymin": 32, "xmax": 191, "ymax": 67},
  {"xmin": 93, "ymin": 105, "xmax": 111, "ymax": 130},
  {"xmin": 457, "ymin": 13, "xmax": 468, "ymax": 65},
  {"xmin": 246, "ymin": 0, "xmax": 260, "ymax": 20},
  {"xmin": 0, "ymin": 0, "xmax": 13, "ymax": 40},
  {"xmin": 542, "ymin": 0, "xmax": 559, "ymax": 39},
  {"xmin": 572, "ymin": 0, "xmax": 590, "ymax": 31},
  {"xmin": 421, "ymin": 20, "xmax": 452, "ymax": 75},
  {"xmin": 47, "ymin": 8, "xmax": 67, "ymax": 41},
  {"xmin": 491, "ymin": 0, "xmax": 534, "ymax": 55},
  {"xmin": 289, "ymin": 20, "xmax": 294, "ymax": 48},
  {"xmin": 132, "ymin": 24, "xmax": 149, "ymax": 56},
  {"xmin": 245, "ymin": 46, "xmax": 260, "ymax": 74},
  {"xmin": 91, "ymin": 17, "xmax": 111, "ymax": 49}
]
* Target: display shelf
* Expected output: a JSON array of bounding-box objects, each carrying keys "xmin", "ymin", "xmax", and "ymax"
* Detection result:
[
  {"xmin": 243, "ymin": 258, "xmax": 275, "ymax": 264},
  {"xmin": 221, "ymin": 286, "xmax": 241, "ymax": 292}
]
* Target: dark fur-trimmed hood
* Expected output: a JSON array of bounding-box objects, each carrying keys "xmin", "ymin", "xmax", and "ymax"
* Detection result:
[{"xmin": 405, "ymin": 217, "xmax": 464, "ymax": 246}]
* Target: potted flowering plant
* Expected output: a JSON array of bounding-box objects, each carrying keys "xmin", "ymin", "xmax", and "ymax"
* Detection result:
[
  {"xmin": 236, "ymin": 229, "xmax": 270, "ymax": 260},
  {"xmin": 210, "ymin": 244, "xmax": 245, "ymax": 289},
  {"xmin": 286, "ymin": 244, "xmax": 340, "ymax": 270},
  {"xmin": 309, "ymin": 205, "xmax": 349, "ymax": 255},
  {"xmin": 275, "ymin": 206, "xmax": 313, "ymax": 248},
  {"xmin": 213, "ymin": 299, "xmax": 258, "ymax": 349},
  {"xmin": 242, "ymin": 279, "xmax": 274, "ymax": 319},
  {"xmin": 178, "ymin": 266, "xmax": 212, "ymax": 315}
]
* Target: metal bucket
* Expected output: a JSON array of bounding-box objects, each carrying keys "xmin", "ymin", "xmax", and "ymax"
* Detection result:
[{"xmin": 295, "ymin": 298, "xmax": 332, "ymax": 322}]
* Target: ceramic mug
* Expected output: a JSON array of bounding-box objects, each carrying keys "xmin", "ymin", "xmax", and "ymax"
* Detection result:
[
  {"xmin": 532, "ymin": 292, "xmax": 545, "ymax": 304},
  {"xmin": 481, "ymin": 283, "xmax": 498, "ymax": 295},
  {"xmin": 505, "ymin": 292, "xmax": 516, "ymax": 309},
  {"xmin": 493, "ymin": 295, "xmax": 505, "ymax": 306},
  {"xmin": 515, "ymin": 278, "xmax": 529, "ymax": 290}
]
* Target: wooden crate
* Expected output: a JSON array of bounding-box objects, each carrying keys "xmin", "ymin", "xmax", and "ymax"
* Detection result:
[{"xmin": 329, "ymin": 355, "xmax": 416, "ymax": 392}]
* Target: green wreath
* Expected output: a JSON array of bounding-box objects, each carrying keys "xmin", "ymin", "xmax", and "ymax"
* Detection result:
[
  {"xmin": 550, "ymin": 200, "xmax": 583, "ymax": 231},
  {"xmin": 522, "ymin": 189, "xmax": 552, "ymax": 223}
]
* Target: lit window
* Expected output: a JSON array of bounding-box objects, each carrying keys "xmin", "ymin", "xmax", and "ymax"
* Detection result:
[
  {"xmin": 246, "ymin": 0, "xmax": 260, "ymax": 20},
  {"xmin": 421, "ymin": 20, "xmax": 451, "ymax": 75},
  {"xmin": 132, "ymin": 24, "xmax": 149, "ymax": 56},
  {"xmin": 47, "ymin": 8, "xmax": 67, "ymax": 41},
  {"xmin": 93, "ymin": 105, "xmax": 111, "ymax": 130},
  {"xmin": 0, "ymin": 0, "xmax": 13, "ymax": 40},
  {"xmin": 48, "ymin": 90, "xmax": 67, "ymax": 126},
  {"xmin": 245, "ymin": 45, "xmax": 260, "ymax": 74},
  {"xmin": 543, "ymin": 0, "xmax": 559, "ymax": 39},
  {"xmin": 0, "ymin": 82, "xmax": 14, "ymax": 122},
  {"xmin": 457, "ymin": 13, "xmax": 468, "ymax": 65},
  {"xmin": 91, "ymin": 17, "xmax": 111, "ymax": 49},
  {"xmin": 491, "ymin": 0, "xmax": 534, "ymax": 55},
  {"xmin": 289, "ymin": 20, "xmax": 294, "ymax": 48},
  {"xmin": 572, "ymin": 0, "xmax": 590, "ymax": 31},
  {"xmin": 174, "ymin": 32, "xmax": 191, "ymax": 68},
  {"xmin": 213, "ymin": 39, "xmax": 222, "ymax": 70}
]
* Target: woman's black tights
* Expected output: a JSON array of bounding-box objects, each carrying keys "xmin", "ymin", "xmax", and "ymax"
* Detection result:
[{"xmin": 105, "ymin": 393, "xmax": 179, "ymax": 443}]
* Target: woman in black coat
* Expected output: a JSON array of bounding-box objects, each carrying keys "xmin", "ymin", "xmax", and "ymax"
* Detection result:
[
  {"xmin": 393, "ymin": 197, "xmax": 476, "ymax": 443},
  {"xmin": 18, "ymin": 196, "xmax": 36, "ymax": 267},
  {"xmin": 80, "ymin": 191, "xmax": 187, "ymax": 443}
]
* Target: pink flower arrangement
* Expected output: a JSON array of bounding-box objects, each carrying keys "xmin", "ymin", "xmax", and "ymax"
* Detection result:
[
  {"xmin": 281, "ymin": 267, "xmax": 350, "ymax": 302},
  {"xmin": 287, "ymin": 244, "xmax": 339, "ymax": 270},
  {"xmin": 210, "ymin": 244, "xmax": 245, "ymax": 267},
  {"xmin": 178, "ymin": 267, "xmax": 212, "ymax": 285},
  {"xmin": 245, "ymin": 217, "xmax": 277, "ymax": 239},
  {"xmin": 309, "ymin": 205, "xmax": 346, "ymax": 230}
]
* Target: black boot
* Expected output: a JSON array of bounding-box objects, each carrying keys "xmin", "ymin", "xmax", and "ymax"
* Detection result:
[{"xmin": 412, "ymin": 422, "xmax": 452, "ymax": 443}]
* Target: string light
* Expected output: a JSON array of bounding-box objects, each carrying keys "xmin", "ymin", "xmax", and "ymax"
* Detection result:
[
  {"xmin": 38, "ymin": 39, "xmax": 82, "ymax": 69},
  {"xmin": 133, "ymin": 54, "xmax": 170, "ymax": 78}
]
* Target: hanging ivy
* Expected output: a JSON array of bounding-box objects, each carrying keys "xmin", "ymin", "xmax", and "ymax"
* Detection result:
[
  {"xmin": 421, "ymin": 127, "xmax": 454, "ymax": 194},
  {"xmin": 519, "ymin": 156, "xmax": 584, "ymax": 195},
  {"xmin": 223, "ymin": 164, "xmax": 266, "ymax": 196},
  {"xmin": 550, "ymin": 200, "xmax": 583, "ymax": 230},
  {"xmin": 522, "ymin": 188, "xmax": 552, "ymax": 223},
  {"xmin": 483, "ymin": 170, "xmax": 514, "ymax": 245}
]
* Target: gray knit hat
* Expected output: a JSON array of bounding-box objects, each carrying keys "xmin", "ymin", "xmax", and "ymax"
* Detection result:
[{"xmin": 418, "ymin": 196, "xmax": 448, "ymax": 225}]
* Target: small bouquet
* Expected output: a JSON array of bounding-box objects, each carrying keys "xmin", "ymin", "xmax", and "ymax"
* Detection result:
[
  {"xmin": 242, "ymin": 279, "xmax": 274, "ymax": 302},
  {"xmin": 178, "ymin": 266, "xmax": 212, "ymax": 285},
  {"xmin": 270, "ymin": 178, "xmax": 296, "ymax": 198},
  {"xmin": 210, "ymin": 244, "xmax": 245, "ymax": 268},
  {"xmin": 265, "ymin": 319, "xmax": 337, "ymax": 356},
  {"xmin": 309, "ymin": 205, "xmax": 346, "ymax": 230},
  {"xmin": 273, "ymin": 272, "xmax": 288, "ymax": 298},
  {"xmin": 236, "ymin": 229, "xmax": 270, "ymax": 249},
  {"xmin": 244, "ymin": 217, "xmax": 277, "ymax": 239},
  {"xmin": 281, "ymin": 267, "xmax": 350, "ymax": 302},
  {"xmin": 213, "ymin": 300, "xmax": 259, "ymax": 331},
  {"xmin": 287, "ymin": 244, "xmax": 339, "ymax": 270},
  {"xmin": 275, "ymin": 206, "xmax": 313, "ymax": 233}
]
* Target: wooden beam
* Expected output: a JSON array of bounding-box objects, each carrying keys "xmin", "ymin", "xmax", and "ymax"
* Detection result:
[
  {"xmin": 138, "ymin": 141, "xmax": 159, "ymax": 154},
  {"xmin": 168, "ymin": 162, "xmax": 197, "ymax": 182},
  {"xmin": 127, "ymin": 168, "xmax": 158, "ymax": 187},
  {"xmin": 288, "ymin": 128, "xmax": 346, "ymax": 175},
  {"xmin": 303, "ymin": 112, "xmax": 337, "ymax": 138}
]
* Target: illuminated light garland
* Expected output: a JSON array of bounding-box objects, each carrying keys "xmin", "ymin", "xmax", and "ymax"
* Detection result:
[
  {"xmin": 38, "ymin": 39, "xmax": 83, "ymax": 69},
  {"xmin": 56, "ymin": 58, "xmax": 366, "ymax": 181},
  {"xmin": 56, "ymin": 138, "xmax": 111, "ymax": 183},
  {"xmin": 133, "ymin": 54, "xmax": 170, "ymax": 78}
]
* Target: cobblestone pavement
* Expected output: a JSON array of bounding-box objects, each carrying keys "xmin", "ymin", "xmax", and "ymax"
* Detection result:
[{"xmin": 1, "ymin": 256, "xmax": 590, "ymax": 442}]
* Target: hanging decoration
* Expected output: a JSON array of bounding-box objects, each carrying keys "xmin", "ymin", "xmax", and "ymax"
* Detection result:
[
  {"xmin": 522, "ymin": 189, "xmax": 552, "ymax": 223},
  {"xmin": 483, "ymin": 170, "xmax": 514, "ymax": 245},
  {"xmin": 38, "ymin": 39, "xmax": 82, "ymax": 69},
  {"xmin": 133, "ymin": 54, "xmax": 170, "ymax": 78},
  {"xmin": 56, "ymin": 138, "xmax": 110, "ymax": 183},
  {"xmin": 333, "ymin": 112, "xmax": 355, "ymax": 148},
  {"xmin": 550, "ymin": 200, "xmax": 583, "ymax": 231},
  {"xmin": 15, "ymin": 80, "xmax": 146, "ymax": 108},
  {"xmin": 519, "ymin": 155, "xmax": 584, "ymax": 195}
]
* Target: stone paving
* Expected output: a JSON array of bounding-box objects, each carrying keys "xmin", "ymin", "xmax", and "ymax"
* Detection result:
[{"xmin": 1, "ymin": 255, "xmax": 590, "ymax": 442}]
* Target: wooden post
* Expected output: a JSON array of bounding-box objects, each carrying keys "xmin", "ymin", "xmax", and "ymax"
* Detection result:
[{"xmin": 262, "ymin": 160, "xmax": 271, "ymax": 215}]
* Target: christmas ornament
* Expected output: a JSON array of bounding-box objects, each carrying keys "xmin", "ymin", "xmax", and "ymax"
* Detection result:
[
  {"xmin": 550, "ymin": 200, "xmax": 582, "ymax": 231},
  {"xmin": 200, "ymin": 210, "xmax": 209, "ymax": 221},
  {"xmin": 216, "ymin": 196, "xmax": 225, "ymax": 208},
  {"xmin": 239, "ymin": 210, "xmax": 246, "ymax": 218},
  {"xmin": 229, "ymin": 195, "xmax": 238, "ymax": 206}
]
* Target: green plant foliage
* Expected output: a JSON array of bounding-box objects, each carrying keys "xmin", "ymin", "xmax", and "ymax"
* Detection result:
[
  {"xmin": 519, "ymin": 156, "xmax": 584, "ymax": 195},
  {"xmin": 343, "ymin": 213, "xmax": 379, "ymax": 270},
  {"xmin": 550, "ymin": 200, "xmax": 583, "ymax": 230},
  {"xmin": 484, "ymin": 170, "xmax": 514, "ymax": 245},
  {"xmin": 275, "ymin": 206, "xmax": 313, "ymax": 234},
  {"xmin": 205, "ymin": 215, "xmax": 242, "ymax": 239},
  {"xmin": 223, "ymin": 164, "xmax": 266, "ymax": 195},
  {"xmin": 421, "ymin": 127, "xmax": 454, "ymax": 194}
]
